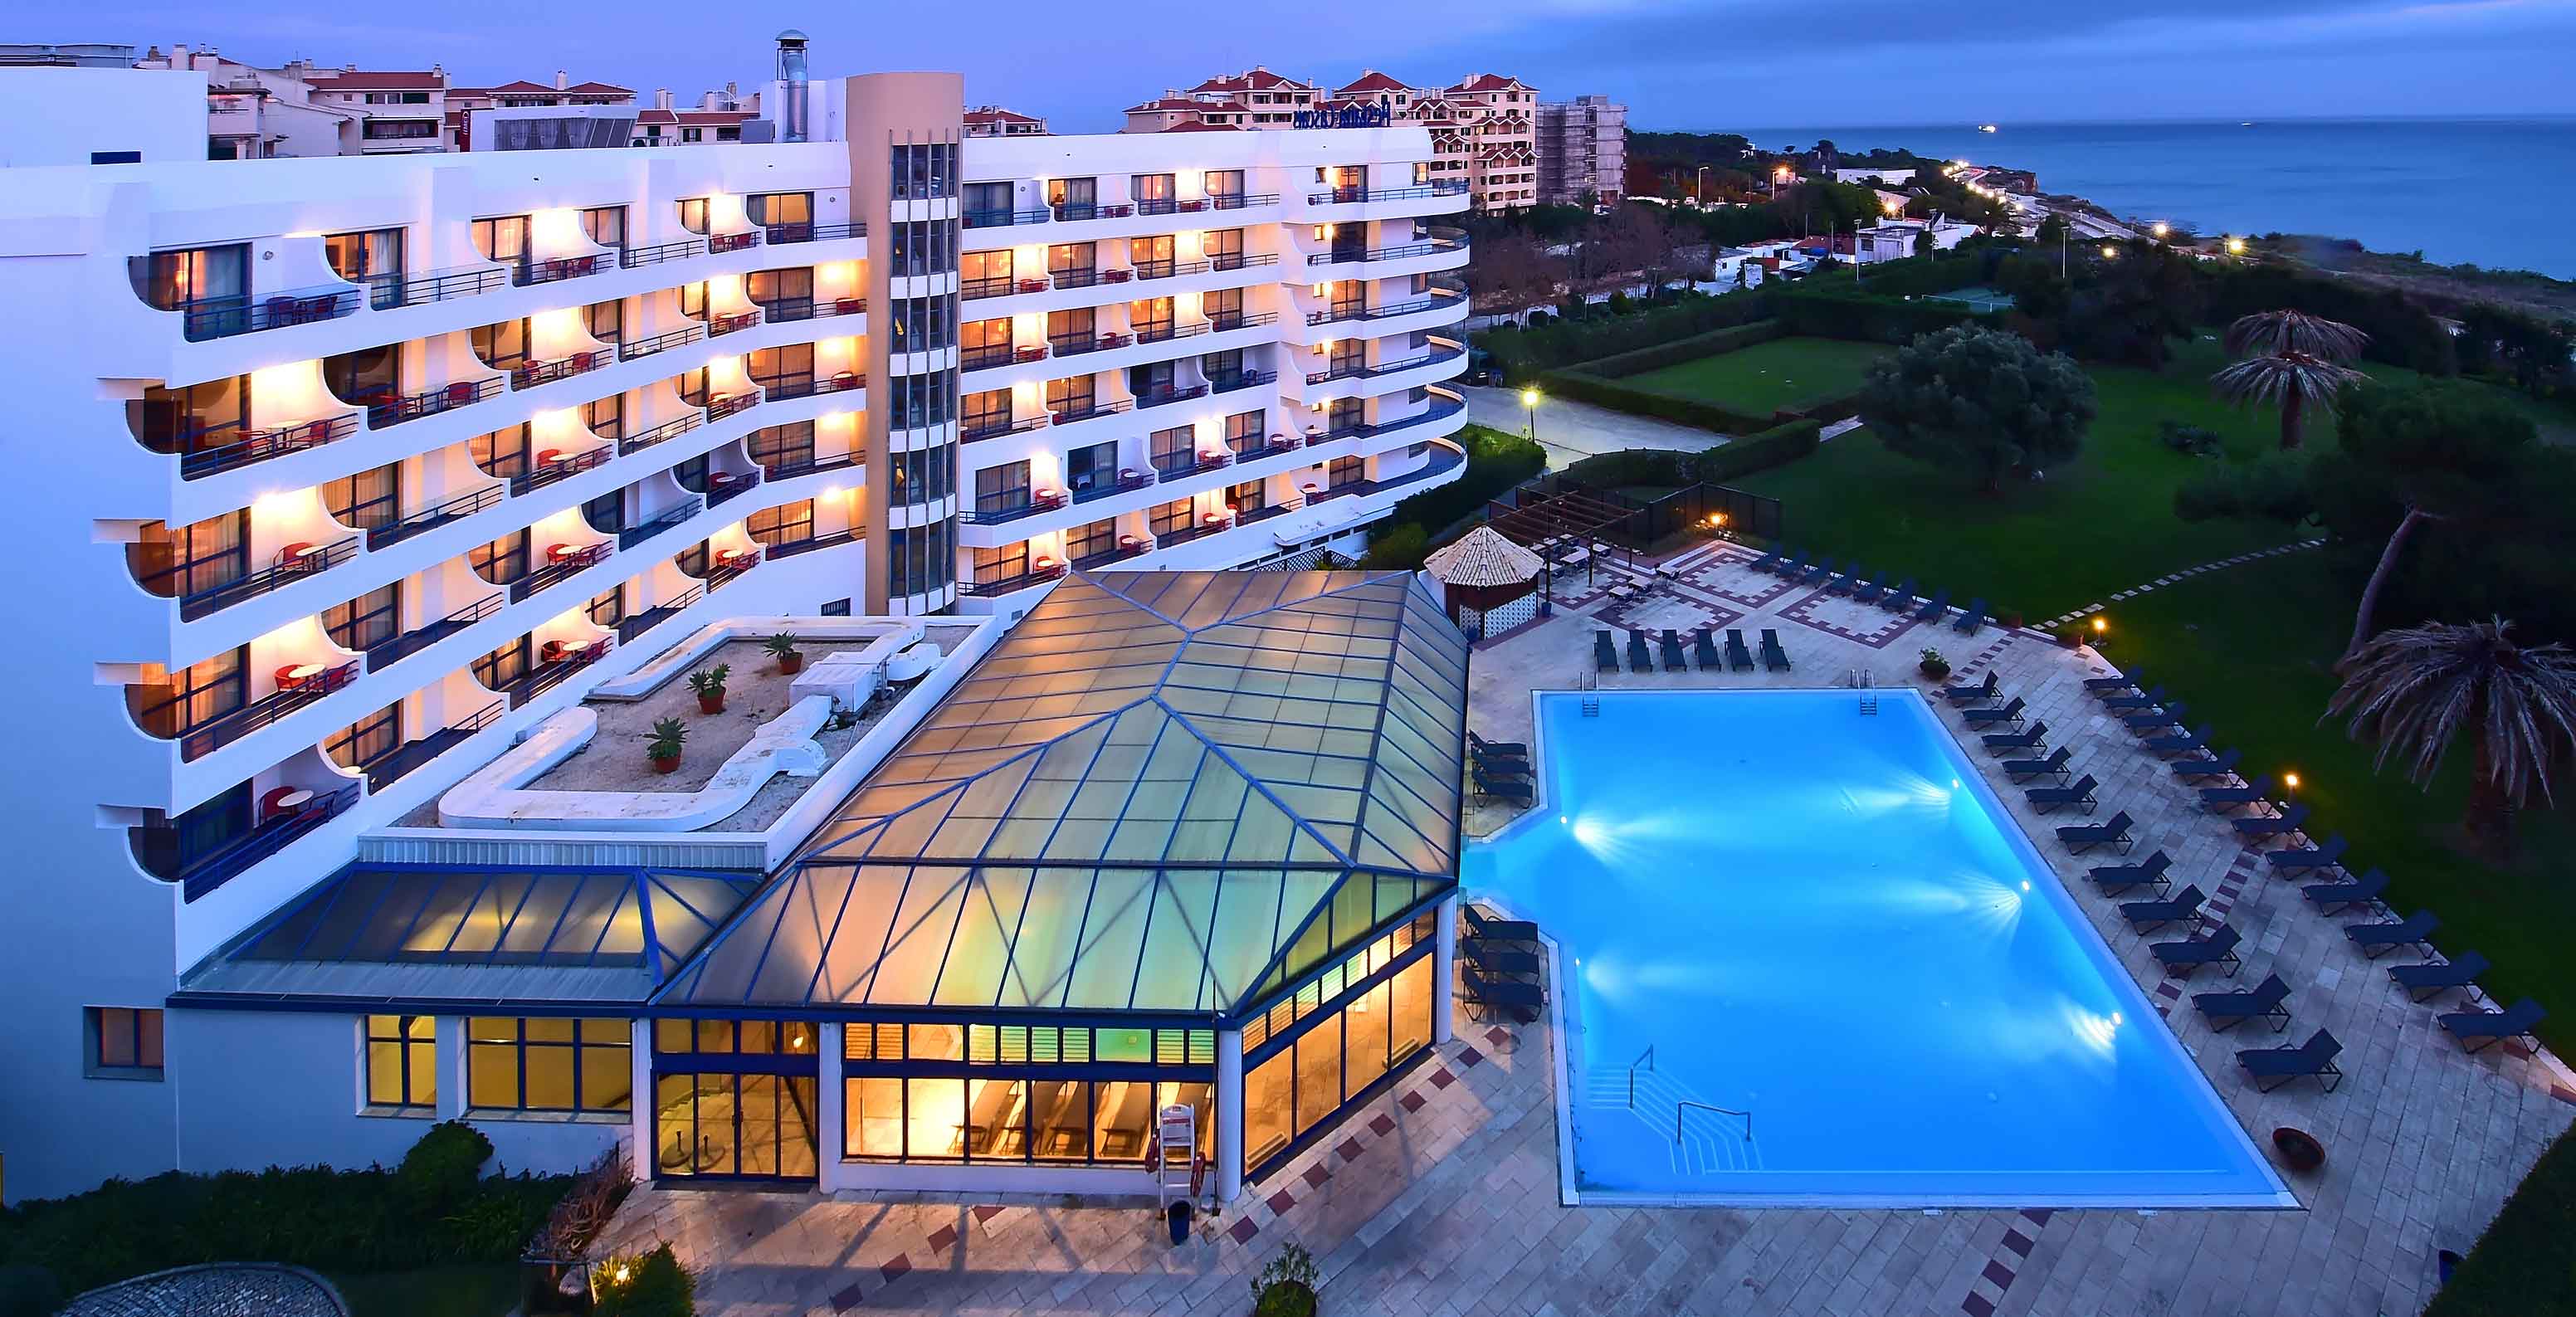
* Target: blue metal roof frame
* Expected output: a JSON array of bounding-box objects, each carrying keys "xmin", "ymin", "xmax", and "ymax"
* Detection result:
[
  {"xmin": 171, "ymin": 863, "xmax": 765, "ymax": 1013},
  {"xmin": 652, "ymin": 570, "xmax": 1471, "ymax": 1025}
]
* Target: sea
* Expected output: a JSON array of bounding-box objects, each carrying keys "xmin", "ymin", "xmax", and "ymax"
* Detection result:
[{"xmin": 1730, "ymin": 119, "xmax": 2576, "ymax": 279}]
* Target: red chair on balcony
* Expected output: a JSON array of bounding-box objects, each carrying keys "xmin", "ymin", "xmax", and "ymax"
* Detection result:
[
  {"xmin": 835, "ymin": 296, "xmax": 866, "ymax": 315},
  {"xmin": 1104, "ymin": 268, "xmax": 1133, "ymax": 284},
  {"xmin": 1015, "ymin": 344, "xmax": 1048, "ymax": 363},
  {"xmin": 260, "ymin": 784, "xmax": 317, "ymax": 822},
  {"xmin": 1017, "ymin": 277, "xmax": 1049, "ymax": 294},
  {"xmin": 575, "ymin": 637, "xmax": 612, "ymax": 664},
  {"xmin": 546, "ymin": 542, "xmax": 575, "ymax": 563},
  {"xmin": 571, "ymin": 350, "xmax": 598, "ymax": 373},
  {"xmin": 445, "ymin": 381, "xmax": 477, "ymax": 410},
  {"xmin": 274, "ymin": 661, "xmax": 324, "ymax": 690},
  {"xmin": 1099, "ymin": 333, "xmax": 1132, "ymax": 349},
  {"xmin": 831, "ymin": 370, "xmax": 858, "ymax": 390},
  {"xmin": 276, "ymin": 541, "xmax": 320, "ymax": 573}
]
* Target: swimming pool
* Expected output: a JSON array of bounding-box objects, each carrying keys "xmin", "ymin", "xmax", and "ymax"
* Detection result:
[{"xmin": 1466, "ymin": 690, "xmax": 2291, "ymax": 1207}]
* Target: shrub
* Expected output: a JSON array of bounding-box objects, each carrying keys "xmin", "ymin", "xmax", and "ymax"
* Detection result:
[
  {"xmin": 1574, "ymin": 319, "xmax": 1785, "ymax": 378},
  {"xmin": 395, "ymin": 1119, "xmax": 494, "ymax": 1217},
  {"xmin": 1476, "ymin": 289, "xmax": 1773, "ymax": 378},
  {"xmin": 1564, "ymin": 449, "xmax": 1690, "ymax": 490},
  {"xmin": 1536, "ymin": 370, "xmax": 1773, "ymax": 436},
  {"xmin": 1772, "ymin": 287, "xmax": 1998, "ymax": 344},
  {"xmin": 1250, "ymin": 1242, "xmax": 1320, "ymax": 1317},
  {"xmin": 593, "ymin": 1244, "xmax": 695, "ymax": 1317},
  {"xmin": 1690, "ymin": 420, "xmax": 1822, "ymax": 485},
  {"xmin": 0, "ymin": 1265, "xmax": 62, "ymax": 1317},
  {"xmin": 2157, "ymin": 420, "xmax": 2225, "ymax": 457},
  {"xmin": 1359, "ymin": 523, "xmax": 1431, "ymax": 570},
  {"xmin": 1383, "ymin": 424, "xmax": 1545, "ymax": 541}
]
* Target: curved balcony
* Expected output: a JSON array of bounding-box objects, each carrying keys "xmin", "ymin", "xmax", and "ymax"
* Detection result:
[
  {"xmin": 362, "ymin": 376, "xmax": 505, "ymax": 429},
  {"xmin": 510, "ymin": 444, "xmax": 613, "ymax": 495},
  {"xmin": 508, "ymin": 540, "xmax": 613, "ymax": 602},
  {"xmin": 355, "ymin": 262, "xmax": 508, "ymax": 310},
  {"xmin": 171, "ymin": 412, "xmax": 365, "ymax": 481},
  {"xmin": 365, "ymin": 592, "xmax": 505, "ymax": 672},
  {"xmin": 510, "ymin": 347, "xmax": 613, "ymax": 390},
  {"xmin": 133, "ymin": 536, "xmax": 360, "ymax": 622},
  {"xmin": 619, "ymin": 323, "xmax": 707, "ymax": 363},
  {"xmin": 514, "ymin": 251, "xmax": 616, "ymax": 288},
  {"xmin": 149, "ymin": 284, "xmax": 363, "ymax": 343},
  {"xmin": 368, "ymin": 485, "xmax": 505, "ymax": 551},
  {"xmin": 1303, "ymin": 237, "xmax": 1465, "ymax": 268},
  {"xmin": 486, "ymin": 633, "xmax": 614, "ymax": 709},
  {"xmin": 128, "ymin": 657, "xmax": 360, "ymax": 761},
  {"xmin": 131, "ymin": 780, "xmax": 359, "ymax": 900}
]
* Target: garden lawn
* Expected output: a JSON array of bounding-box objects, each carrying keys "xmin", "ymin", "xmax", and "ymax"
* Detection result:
[
  {"xmin": 1622, "ymin": 336, "xmax": 1895, "ymax": 416},
  {"xmin": 330, "ymin": 1266, "xmax": 519, "ymax": 1317},
  {"xmin": 2109, "ymin": 549, "xmax": 2576, "ymax": 1057},
  {"xmin": 2426, "ymin": 1124, "xmax": 2576, "ymax": 1317}
]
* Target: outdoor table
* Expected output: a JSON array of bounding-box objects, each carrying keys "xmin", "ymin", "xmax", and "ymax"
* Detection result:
[{"xmin": 272, "ymin": 788, "xmax": 315, "ymax": 812}]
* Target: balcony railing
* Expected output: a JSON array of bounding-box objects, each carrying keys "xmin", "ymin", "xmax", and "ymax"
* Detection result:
[
  {"xmin": 1133, "ymin": 383, "xmax": 1209, "ymax": 410},
  {"xmin": 502, "ymin": 639, "xmax": 612, "ymax": 709},
  {"xmin": 178, "ymin": 536, "xmax": 359, "ymax": 621},
  {"xmin": 960, "ymin": 275, "xmax": 1022, "ymax": 300},
  {"xmin": 1206, "ymin": 310, "xmax": 1280, "ymax": 334},
  {"xmin": 369, "ymin": 485, "xmax": 504, "ymax": 550},
  {"xmin": 510, "ymin": 541, "xmax": 612, "ymax": 602},
  {"xmin": 1305, "ymin": 347, "xmax": 1461, "ymax": 386},
  {"xmin": 510, "ymin": 446, "xmax": 612, "ymax": 495},
  {"xmin": 179, "ymin": 412, "xmax": 362, "ymax": 480},
  {"xmin": 1305, "ymin": 239, "xmax": 1459, "ymax": 266},
  {"xmin": 961, "ymin": 415, "xmax": 1047, "ymax": 444},
  {"xmin": 617, "ymin": 585, "xmax": 702, "ymax": 643},
  {"xmin": 1131, "ymin": 321, "xmax": 1206, "ymax": 347},
  {"xmin": 360, "ymin": 698, "xmax": 505, "ymax": 791},
  {"xmin": 768, "ymin": 528, "xmax": 859, "ymax": 559},
  {"xmin": 177, "ymin": 658, "xmax": 359, "ymax": 761},
  {"xmin": 151, "ymin": 781, "xmax": 360, "ymax": 902},
  {"xmin": 764, "ymin": 221, "xmax": 867, "ymax": 245},
  {"xmin": 1210, "ymin": 369, "xmax": 1278, "ymax": 395},
  {"xmin": 1303, "ymin": 294, "xmax": 1456, "ymax": 328},
  {"xmin": 1304, "ymin": 181, "xmax": 1470, "ymax": 206},
  {"xmin": 1051, "ymin": 202, "xmax": 1136, "ymax": 222},
  {"xmin": 364, "ymin": 376, "xmax": 505, "ymax": 428},
  {"xmin": 1049, "ymin": 268, "xmax": 1105, "ymax": 290},
  {"xmin": 962, "ymin": 207, "xmax": 1056, "ymax": 230},
  {"xmin": 963, "ymin": 491, "xmax": 1068, "ymax": 526},
  {"xmin": 708, "ymin": 310, "xmax": 761, "ymax": 337},
  {"xmin": 1049, "ymin": 332, "xmax": 1111, "ymax": 358},
  {"xmin": 763, "ymin": 451, "xmax": 861, "ymax": 482},
  {"xmin": 1208, "ymin": 251, "xmax": 1281, "ymax": 272},
  {"xmin": 364, "ymin": 592, "xmax": 506, "ymax": 673},
  {"xmin": 359, "ymin": 264, "xmax": 507, "ymax": 310},
  {"xmin": 620, "ymin": 412, "xmax": 702, "ymax": 456},
  {"xmin": 707, "ymin": 232, "xmax": 761, "ymax": 255},
  {"xmin": 963, "ymin": 563, "xmax": 1068, "ymax": 598},
  {"xmin": 959, "ymin": 344, "xmax": 1017, "ymax": 372},
  {"xmin": 618, "ymin": 498, "xmax": 704, "ymax": 549},
  {"xmin": 620, "ymin": 237, "xmax": 709, "ymax": 269},
  {"xmin": 1194, "ymin": 449, "xmax": 1235, "ymax": 473},
  {"xmin": 173, "ymin": 285, "xmax": 362, "ymax": 342},
  {"xmin": 704, "ymin": 469, "xmax": 764, "ymax": 508},
  {"xmin": 1306, "ymin": 393, "xmax": 1469, "ymax": 445},
  {"xmin": 706, "ymin": 392, "xmax": 758, "ymax": 421},
  {"xmin": 761, "ymin": 295, "xmax": 868, "ymax": 324},
  {"xmin": 511, "ymin": 349, "xmax": 611, "ymax": 390},
  {"xmin": 1207, "ymin": 193, "xmax": 1281, "ymax": 211},
  {"xmin": 514, "ymin": 252, "xmax": 613, "ymax": 287},
  {"xmin": 1071, "ymin": 542, "xmax": 1150, "ymax": 570},
  {"xmin": 1049, "ymin": 398, "xmax": 1132, "ymax": 426},
  {"xmin": 702, "ymin": 549, "xmax": 762, "ymax": 590},
  {"xmin": 619, "ymin": 324, "xmax": 705, "ymax": 362},
  {"xmin": 1152, "ymin": 515, "xmax": 1234, "ymax": 548},
  {"xmin": 759, "ymin": 372, "xmax": 866, "ymax": 401}
]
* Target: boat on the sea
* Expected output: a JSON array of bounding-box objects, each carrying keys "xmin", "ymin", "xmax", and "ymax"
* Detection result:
[{"xmin": 1977, "ymin": 124, "xmax": 1998, "ymax": 134}]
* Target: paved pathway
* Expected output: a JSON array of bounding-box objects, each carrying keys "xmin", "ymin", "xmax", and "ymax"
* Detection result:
[
  {"xmin": 1461, "ymin": 385, "xmax": 1730, "ymax": 470},
  {"xmin": 2038, "ymin": 538, "xmax": 2328, "ymax": 632},
  {"xmin": 595, "ymin": 542, "xmax": 2574, "ymax": 1317}
]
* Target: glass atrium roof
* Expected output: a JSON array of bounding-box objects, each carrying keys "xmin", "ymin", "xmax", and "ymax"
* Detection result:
[
  {"xmin": 655, "ymin": 570, "xmax": 1471, "ymax": 1021},
  {"xmin": 178, "ymin": 865, "xmax": 764, "ymax": 1009}
]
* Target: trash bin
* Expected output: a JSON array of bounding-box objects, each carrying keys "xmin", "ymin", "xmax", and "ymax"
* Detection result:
[{"xmin": 1166, "ymin": 1201, "xmax": 1193, "ymax": 1245}]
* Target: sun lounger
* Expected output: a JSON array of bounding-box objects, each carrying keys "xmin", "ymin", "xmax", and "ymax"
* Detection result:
[
  {"xmin": 2388, "ymin": 950, "xmax": 2490, "ymax": 1002},
  {"xmin": 2025, "ymin": 773, "xmax": 2100, "ymax": 814},
  {"xmin": 2195, "ymin": 973, "xmax": 2292, "ymax": 1033},
  {"xmin": 1462, "ymin": 905, "xmax": 1539, "ymax": 944},
  {"xmin": 2088, "ymin": 850, "xmax": 2173, "ymax": 895},
  {"xmin": 1827, "ymin": 568, "xmax": 1864, "ymax": 598},
  {"xmin": 1472, "ymin": 771, "xmax": 1534, "ymax": 803},
  {"xmin": 2266, "ymin": 833, "xmax": 2348, "ymax": 873},
  {"xmin": 1941, "ymin": 671, "xmax": 2000, "ymax": 705},
  {"xmin": 1470, "ymin": 729, "xmax": 1529, "ymax": 758},
  {"xmin": 2056, "ymin": 809, "xmax": 2134, "ymax": 854},
  {"xmin": 1773, "ymin": 549, "xmax": 1810, "ymax": 579},
  {"xmin": 1694, "ymin": 627, "xmax": 1722, "ymax": 671},
  {"xmin": 2122, "ymin": 704, "xmax": 2188, "ymax": 733},
  {"xmin": 1961, "ymin": 695, "xmax": 2026, "ymax": 728},
  {"xmin": 1913, "ymin": 588, "xmax": 1952, "ymax": 622},
  {"xmin": 2232, "ymin": 802, "xmax": 2310, "ymax": 839},
  {"xmin": 2153, "ymin": 923, "xmax": 2243, "ymax": 978},
  {"xmin": 1983, "ymin": 719, "xmax": 2047, "ymax": 751},
  {"xmin": 2300, "ymin": 866, "xmax": 2386, "ymax": 915},
  {"xmin": 1879, "ymin": 577, "xmax": 1920, "ymax": 612},
  {"xmin": 2121, "ymin": 883, "xmax": 2207, "ymax": 932},
  {"xmin": 2440, "ymin": 998, "xmax": 2545, "ymax": 1055},
  {"xmin": 2099, "ymin": 684, "xmax": 2168, "ymax": 711},
  {"xmin": 1461, "ymin": 938, "xmax": 1542, "ymax": 980},
  {"xmin": 2170, "ymin": 749, "xmax": 2243, "ymax": 782},
  {"xmin": 2004, "ymin": 745, "xmax": 2073, "ymax": 781},
  {"xmin": 1746, "ymin": 545, "xmax": 1783, "ymax": 574},
  {"xmin": 1593, "ymin": 629, "xmax": 1618, "ymax": 673},
  {"xmin": 2142, "ymin": 724, "xmax": 2214, "ymax": 758},
  {"xmin": 2237, "ymin": 1028, "xmax": 2340, "ymax": 1092},
  {"xmin": 2082, "ymin": 668, "xmax": 2143, "ymax": 693},
  {"xmin": 1801, "ymin": 556, "xmax": 1837, "ymax": 585},
  {"xmin": 1759, "ymin": 629, "xmax": 1790, "ymax": 671},
  {"xmin": 1952, "ymin": 598, "xmax": 1988, "ymax": 635},
  {"xmin": 2198, "ymin": 774, "xmax": 2276, "ymax": 812},
  {"xmin": 1460, "ymin": 966, "xmax": 1545, "ymax": 1024},
  {"xmin": 2344, "ymin": 909, "xmax": 2437, "ymax": 959},
  {"xmin": 1725, "ymin": 630, "xmax": 1755, "ymax": 671},
  {"xmin": 1852, "ymin": 572, "xmax": 1889, "ymax": 604},
  {"xmin": 1626, "ymin": 629, "xmax": 1653, "ymax": 672},
  {"xmin": 1470, "ymin": 749, "xmax": 1529, "ymax": 779},
  {"xmin": 1659, "ymin": 629, "xmax": 1688, "ymax": 671}
]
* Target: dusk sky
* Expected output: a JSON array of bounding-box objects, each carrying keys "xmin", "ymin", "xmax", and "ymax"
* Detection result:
[{"xmin": 38, "ymin": 0, "xmax": 2576, "ymax": 130}]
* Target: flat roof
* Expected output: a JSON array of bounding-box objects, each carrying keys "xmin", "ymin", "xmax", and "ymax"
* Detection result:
[{"xmin": 654, "ymin": 570, "xmax": 1470, "ymax": 1022}]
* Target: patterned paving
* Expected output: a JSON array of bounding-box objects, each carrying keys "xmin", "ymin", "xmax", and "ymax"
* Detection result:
[
  {"xmin": 2038, "ymin": 537, "xmax": 2327, "ymax": 631},
  {"xmin": 594, "ymin": 544, "xmax": 2574, "ymax": 1316}
]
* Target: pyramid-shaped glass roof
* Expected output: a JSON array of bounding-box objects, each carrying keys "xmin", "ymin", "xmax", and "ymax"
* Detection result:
[{"xmin": 656, "ymin": 570, "xmax": 1470, "ymax": 1022}]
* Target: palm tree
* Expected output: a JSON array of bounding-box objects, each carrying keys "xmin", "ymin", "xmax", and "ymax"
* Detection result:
[
  {"xmin": 2224, "ymin": 309, "xmax": 2369, "ymax": 362},
  {"xmin": 2211, "ymin": 350, "xmax": 2367, "ymax": 451},
  {"xmin": 2213, "ymin": 310, "xmax": 2370, "ymax": 450},
  {"xmin": 2327, "ymin": 617, "xmax": 2576, "ymax": 858}
]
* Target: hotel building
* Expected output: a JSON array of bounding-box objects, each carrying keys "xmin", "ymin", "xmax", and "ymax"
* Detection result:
[
  {"xmin": 0, "ymin": 66, "xmax": 1471, "ymax": 1205},
  {"xmin": 1124, "ymin": 69, "xmax": 1539, "ymax": 211}
]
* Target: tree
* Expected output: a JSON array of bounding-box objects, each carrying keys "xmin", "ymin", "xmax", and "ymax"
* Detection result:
[
  {"xmin": 2056, "ymin": 239, "xmax": 2204, "ymax": 368},
  {"xmin": 2035, "ymin": 214, "xmax": 2070, "ymax": 249},
  {"xmin": 2326, "ymin": 618, "xmax": 2576, "ymax": 858},
  {"xmin": 1856, "ymin": 324, "xmax": 2099, "ymax": 494},
  {"xmin": 1462, "ymin": 232, "xmax": 1564, "ymax": 319},
  {"xmin": 2227, "ymin": 309, "xmax": 2369, "ymax": 361},
  {"xmin": 2211, "ymin": 334, "xmax": 2368, "ymax": 451},
  {"xmin": 1914, "ymin": 229, "xmax": 1935, "ymax": 257}
]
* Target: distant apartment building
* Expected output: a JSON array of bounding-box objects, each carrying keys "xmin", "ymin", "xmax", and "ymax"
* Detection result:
[
  {"xmin": 446, "ymin": 73, "xmax": 637, "ymax": 150},
  {"xmin": 964, "ymin": 105, "xmax": 1048, "ymax": 138},
  {"xmin": 0, "ymin": 42, "xmax": 140, "ymax": 68},
  {"xmin": 1123, "ymin": 68, "xmax": 1537, "ymax": 210},
  {"xmin": 1535, "ymin": 95, "xmax": 1625, "ymax": 205},
  {"xmin": 300, "ymin": 67, "xmax": 455, "ymax": 154},
  {"xmin": 128, "ymin": 45, "xmax": 363, "ymax": 160}
]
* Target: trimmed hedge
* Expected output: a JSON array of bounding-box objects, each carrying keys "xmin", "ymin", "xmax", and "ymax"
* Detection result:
[
  {"xmin": 2424, "ymin": 1123, "xmax": 2576, "ymax": 1317},
  {"xmin": 1695, "ymin": 419, "xmax": 1824, "ymax": 484},
  {"xmin": 1577, "ymin": 319, "xmax": 1786, "ymax": 378},
  {"xmin": 1772, "ymin": 288, "xmax": 2001, "ymax": 344},
  {"xmin": 1536, "ymin": 368, "xmax": 1774, "ymax": 436},
  {"xmin": 1476, "ymin": 290, "xmax": 1773, "ymax": 379}
]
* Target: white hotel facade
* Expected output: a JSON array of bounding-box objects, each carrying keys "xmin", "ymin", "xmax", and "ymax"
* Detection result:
[{"xmin": 0, "ymin": 70, "xmax": 1470, "ymax": 1204}]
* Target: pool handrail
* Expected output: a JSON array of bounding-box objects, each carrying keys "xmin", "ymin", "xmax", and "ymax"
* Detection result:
[{"xmin": 1678, "ymin": 1100, "xmax": 1754, "ymax": 1144}]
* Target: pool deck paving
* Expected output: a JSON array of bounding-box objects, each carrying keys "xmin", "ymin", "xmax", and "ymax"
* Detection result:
[{"xmin": 595, "ymin": 539, "xmax": 2574, "ymax": 1316}]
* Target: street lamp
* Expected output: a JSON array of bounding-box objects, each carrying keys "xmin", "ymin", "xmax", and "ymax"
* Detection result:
[
  {"xmin": 2100, "ymin": 244, "xmax": 2120, "ymax": 260},
  {"xmin": 2151, "ymin": 222, "xmax": 2169, "ymax": 240},
  {"xmin": 2226, "ymin": 236, "xmax": 2248, "ymax": 256},
  {"xmin": 1521, "ymin": 387, "xmax": 1540, "ymax": 442}
]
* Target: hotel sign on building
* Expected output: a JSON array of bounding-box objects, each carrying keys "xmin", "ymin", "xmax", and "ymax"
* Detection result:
[{"xmin": 1291, "ymin": 105, "xmax": 1393, "ymax": 130}]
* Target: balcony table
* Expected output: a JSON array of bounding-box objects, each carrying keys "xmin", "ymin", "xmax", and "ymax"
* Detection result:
[
  {"xmin": 271, "ymin": 788, "xmax": 315, "ymax": 812},
  {"xmin": 278, "ymin": 662, "xmax": 326, "ymax": 688}
]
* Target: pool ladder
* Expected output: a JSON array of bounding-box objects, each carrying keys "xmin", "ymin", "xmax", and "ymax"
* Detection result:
[
  {"xmin": 1626, "ymin": 1044, "xmax": 1754, "ymax": 1144},
  {"xmin": 1852, "ymin": 666, "xmax": 1878, "ymax": 715},
  {"xmin": 1579, "ymin": 671, "xmax": 1600, "ymax": 717}
]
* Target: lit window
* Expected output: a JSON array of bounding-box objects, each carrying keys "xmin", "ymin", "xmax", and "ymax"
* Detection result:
[
  {"xmin": 88, "ymin": 1007, "xmax": 164, "ymax": 1079},
  {"xmin": 365, "ymin": 1014, "xmax": 437, "ymax": 1110},
  {"xmin": 466, "ymin": 1017, "xmax": 632, "ymax": 1114}
]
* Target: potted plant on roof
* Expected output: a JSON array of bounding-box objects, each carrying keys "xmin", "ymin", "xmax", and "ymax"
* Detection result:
[
  {"xmin": 1248, "ymin": 1241, "xmax": 1318, "ymax": 1317},
  {"xmin": 1918, "ymin": 646, "xmax": 1950, "ymax": 680},
  {"xmin": 765, "ymin": 632, "xmax": 804, "ymax": 675},
  {"xmin": 687, "ymin": 663, "xmax": 729, "ymax": 715},
  {"xmin": 646, "ymin": 718, "xmax": 687, "ymax": 774}
]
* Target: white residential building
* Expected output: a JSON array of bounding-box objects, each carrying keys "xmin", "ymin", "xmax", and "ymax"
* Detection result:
[
  {"xmin": 1123, "ymin": 68, "xmax": 1539, "ymax": 211},
  {"xmin": 0, "ymin": 66, "xmax": 1467, "ymax": 1206}
]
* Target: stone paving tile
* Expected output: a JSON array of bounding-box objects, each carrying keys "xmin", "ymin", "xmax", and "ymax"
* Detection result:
[{"xmin": 593, "ymin": 544, "xmax": 2573, "ymax": 1316}]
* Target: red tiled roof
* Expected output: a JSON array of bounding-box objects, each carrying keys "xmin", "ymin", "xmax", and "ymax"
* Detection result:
[
  {"xmin": 564, "ymin": 80, "xmax": 631, "ymax": 94},
  {"xmin": 1160, "ymin": 121, "xmax": 1242, "ymax": 133},
  {"xmin": 307, "ymin": 71, "xmax": 442, "ymax": 90},
  {"xmin": 1184, "ymin": 66, "xmax": 1315, "ymax": 94},
  {"xmin": 1334, "ymin": 71, "xmax": 1412, "ymax": 95},
  {"xmin": 965, "ymin": 105, "xmax": 1042, "ymax": 124},
  {"xmin": 1128, "ymin": 96, "xmax": 1245, "ymax": 114},
  {"xmin": 1447, "ymin": 73, "xmax": 1527, "ymax": 94},
  {"xmin": 474, "ymin": 80, "xmax": 556, "ymax": 94}
]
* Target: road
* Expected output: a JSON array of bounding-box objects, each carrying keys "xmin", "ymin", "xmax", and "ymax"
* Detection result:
[{"xmin": 1461, "ymin": 386, "xmax": 1730, "ymax": 471}]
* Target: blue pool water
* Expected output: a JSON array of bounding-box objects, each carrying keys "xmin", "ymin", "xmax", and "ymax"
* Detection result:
[{"xmin": 1466, "ymin": 690, "xmax": 2291, "ymax": 1207}]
